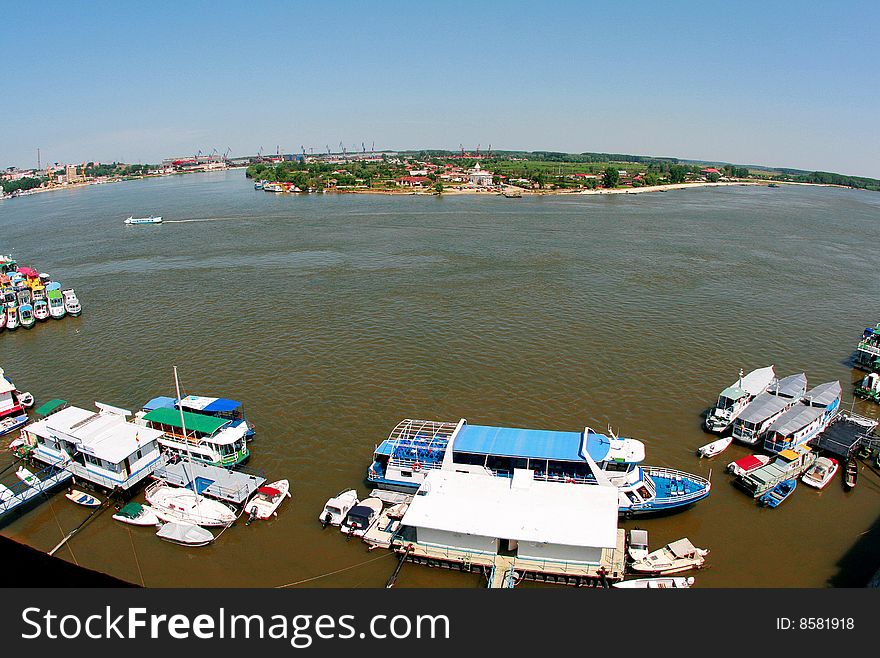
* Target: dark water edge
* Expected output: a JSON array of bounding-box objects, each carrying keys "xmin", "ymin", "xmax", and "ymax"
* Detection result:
[{"xmin": 1, "ymin": 170, "xmax": 880, "ymax": 587}]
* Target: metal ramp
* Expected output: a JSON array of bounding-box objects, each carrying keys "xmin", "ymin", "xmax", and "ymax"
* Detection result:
[{"xmin": 0, "ymin": 464, "xmax": 73, "ymax": 519}]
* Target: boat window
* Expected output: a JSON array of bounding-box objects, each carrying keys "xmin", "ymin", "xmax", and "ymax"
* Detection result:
[
  {"xmin": 453, "ymin": 451, "xmax": 487, "ymax": 467},
  {"xmin": 400, "ymin": 471, "xmax": 412, "ymax": 478},
  {"xmin": 528, "ymin": 458, "xmax": 548, "ymax": 474},
  {"xmin": 603, "ymin": 461, "xmax": 629, "ymax": 472},
  {"xmin": 486, "ymin": 455, "xmax": 513, "ymax": 473}
]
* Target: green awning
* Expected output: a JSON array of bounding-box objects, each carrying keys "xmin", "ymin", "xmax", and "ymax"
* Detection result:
[
  {"xmin": 35, "ymin": 399, "xmax": 67, "ymax": 417},
  {"xmin": 142, "ymin": 407, "xmax": 228, "ymax": 435}
]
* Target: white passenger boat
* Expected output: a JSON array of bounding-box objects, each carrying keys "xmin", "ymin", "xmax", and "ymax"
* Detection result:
[
  {"xmin": 245, "ymin": 479, "xmax": 291, "ymax": 522},
  {"xmin": 340, "ymin": 497, "xmax": 383, "ymax": 536},
  {"xmin": 319, "ymin": 489, "xmax": 359, "ymax": 526},
  {"xmin": 731, "ymin": 373, "xmax": 807, "ymax": 445},
  {"xmin": 630, "ymin": 537, "xmax": 709, "ymax": 574},
  {"xmin": 156, "ymin": 522, "xmax": 214, "ymax": 546},
  {"xmin": 801, "ymin": 457, "xmax": 839, "ymax": 490},
  {"xmin": 18, "ymin": 303, "xmax": 35, "ymax": 329},
  {"xmin": 62, "ymin": 289, "xmax": 82, "ymax": 316},
  {"xmin": 124, "ymin": 215, "xmax": 163, "ymax": 225},
  {"xmin": 4, "ymin": 306, "xmax": 18, "ymax": 330},
  {"xmin": 145, "ymin": 481, "xmax": 237, "ymax": 527},
  {"xmin": 705, "ymin": 366, "xmax": 776, "ymax": 433},
  {"xmin": 65, "ymin": 489, "xmax": 101, "ymax": 507},
  {"xmin": 112, "ymin": 502, "xmax": 160, "ymax": 526},
  {"xmin": 46, "ymin": 290, "xmax": 65, "ymax": 319},
  {"xmin": 33, "ymin": 299, "xmax": 49, "ymax": 321},
  {"xmin": 613, "ymin": 576, "xmax": 695, "ymax": 588},
  {"xmin": 697, "ymin": 436, "xmax": 733, "ymax": 458}
]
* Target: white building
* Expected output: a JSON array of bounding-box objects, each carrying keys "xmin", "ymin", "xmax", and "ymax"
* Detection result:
[
  {"xmin": 398, "ymin": 468, "xmax": 619, "ymax": 565},
  {"xmin": 23, "ymin": 402, "xmax": 165, "ymax": 492},
  {"xmin": 467, "ymin": 162, "xmax": 494, "ymax": 187}
]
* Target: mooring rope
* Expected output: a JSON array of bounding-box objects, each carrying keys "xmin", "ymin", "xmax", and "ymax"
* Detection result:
[{"xmin": 275, "ymin": 551, "xmax": 395, "ymax": 588}]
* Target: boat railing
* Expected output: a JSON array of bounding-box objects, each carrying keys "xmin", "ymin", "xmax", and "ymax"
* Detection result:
[
  {"xmin": 489, "ymin": 468, "xmax": 592, "ymax": 484},
  {"xmin": 388, "ymin": 455, "xmax": 443, "ymax": 471},
  {"xmin": 856, "ymin": 341, "xmax": 880, "ymax": 357},
  {"xmin": 645, "ymin": 467, "xmax": 711, "ymax": 503},
  {"xmin": 0, "ymin": 463, "xmax": 72, "ymax": 514}
]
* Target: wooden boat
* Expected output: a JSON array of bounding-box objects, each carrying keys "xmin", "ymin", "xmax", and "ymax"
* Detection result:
[
  {"xmin": 65, "ymin": 489, "xmax": 101, "ymax": 507},
  {"xmin": 340, "ymin": 497, "xmax": 383, "ymax": 536},
  {"xmin": 727, "ymin": 454, "xmax": 771, "ymax": 477},
  {"xmin": 15, "ymin": 391, "xmax": 34, "ymax": 408},
  {"xmin": 245, "ymin": 479, "xmax": 291, "ymax": 522},
  {"xmin": 112, "ymin": 502, "xmax": 160, "ymax": 526},
  {"xmin": 801, "ymin": 457, "xmax": 838, "ymax": 489},
  {"xmin": 630, "ymin": 538, "xmax": 709, "ymax": 574},
  {"xmin": 613, "ymin": 576, "xmax": 695, "ymax": 588},
  {"xmin": 759, "ymin": 478, "xmax": 796, "ymax": 507},
  {"xmin": 156, "ymin": 522, "xmax": 213, "ymax": 546},
  {"xmin": 844, "ymin": 459, "xmax": 858, "ymax": 489},
  {"xmin": 320, "ymin": 489, "xmax": 359, "ymax": 527},
  {"xmin": 15, "ymin": 466, "xmax": 39, "ymax": 487},
  {"xmin": 697, "ymin": 436, "xmax": 733, "ymax": 458}
]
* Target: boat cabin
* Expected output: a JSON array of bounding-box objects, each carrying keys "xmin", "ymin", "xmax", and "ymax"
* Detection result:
[
  {"xmin": 855, "ymin": 323, "xmax": 880, "ymax": 372},
  {"xmin": 22, "ymin": 402, "xmax": 164, "ymax": 492},
  {"xmin": 137, "ymin": 406, "xmax": 249, "ymax": 467},
  {"xmin": 731, "ymin": 392, "xmax": 796, "ymax": 444},
  {"xmin": 736, "ymin": 444, "xmax": 816, "ymax": 497},
  {"xmin": 177, "ymin": 395, "xmax": 255, "ymax": 438},
  {"xmin": 763, "ymin": 382, "xmax": 840, "ymax": 454}
]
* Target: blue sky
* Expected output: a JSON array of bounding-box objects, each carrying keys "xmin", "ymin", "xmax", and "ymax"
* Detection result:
[{"xmin": 3, "ymin": 1, "xmax": 879, "ymax": 177}]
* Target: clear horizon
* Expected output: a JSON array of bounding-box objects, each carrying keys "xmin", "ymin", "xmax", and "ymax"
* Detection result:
[{"xmin": 2, "ymin": 1, "xmax": 878, "ymax": 178}]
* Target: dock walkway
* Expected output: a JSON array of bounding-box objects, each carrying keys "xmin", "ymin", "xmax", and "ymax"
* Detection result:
[
  {"xmin": 0, "ymin": 464, "xmax": 73, "ymax": 519},
  {"xmin": 152, "ymin": 458, "xmax": 265, "ymax": 506}
]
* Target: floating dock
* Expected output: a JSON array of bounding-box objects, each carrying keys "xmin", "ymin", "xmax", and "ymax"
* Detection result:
[
  {"xmin": 151, "ymin": 458, "xmax": 265, "ymax": 506},
  {"xmin": 0, "ymin": 464, "xmax": 73, "ymax": 519}
]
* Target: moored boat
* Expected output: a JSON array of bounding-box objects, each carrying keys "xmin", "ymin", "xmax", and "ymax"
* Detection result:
[
  {"xmin": 854, "ymin": 372, "xmax": 880, "ymax": 403},
  {"xmin": 758, "ymin": 478, "xmax": 797, "ymax": 507},
  {"xmin": 65, "ymin": 489, "xmax": 101, "ymax": 507},
  {"xmin": 319, "ymin": 489, "xmax": 359, "ymax": 526},
  {"xmin": 33, "ymin": 298, "xmax": 49, "ymax": 321},
  {"xmin": 18, "ymin": 303, "xmax": 35, "ymax": 329},
  {"xmin": 46, "ymin": 289, "xmax": 65, "ymax": 319},
  {"xmin": 697, "ymin": 436, "xmax": 733, "ymax": 458},
  {"xmin": 763, "ymin": 381, "xmax": 841, "ymax": 455},
  {"xmin": 124, "ymin": 215, "xmax": 163, "ymax": 225},
  {"xmin": 62, "ymin": 289, "xmax": 82, "ymax": 316},
  {"xmin": 726, "ymin": 453, "xmax": 771, "ymax": 477},
  {"xmin": 112, "ymin": 502, "xmax": 160, "ymax": 526},
  {"xmin": 731, "ymin": 373, "xmax": 807, "ymax": 445},
  {"xmin": 15, "ymin": 391, "xmax": 33, "ymax": 408},
  {"xmin": 801, "ymin": 457, "xmax": 838, "ymax": 489},
  {"xmin": 704, "ymin": 366, "xmax": 776, "ymax": 433},
  {"xmin": 736, "ymin": 444, "xmax": 816, "ymax": 497},
  {"xmin": 4, "ymin": 306, "xmax": 17, "ymax": 331},
  {"xmin": 844, "ymin": 459, "xmax": 858, "ymax": 489},
  {"xmin": 340, "ymin": 497, "xmax": 383, "ymax": 536},
  {"xmin": 245, "ymin": 479, "xmax": 291, "ymax": 522},
  {"xmin": 627, "ymin": 528, "xmax": 649, "ymax": 562},
  {"xmin": 156, "ymin": 522, "xmax": 214, "ymax": 546},
  {"xmin": 0, "ymin": 373, "xmax": 29, "ymax": 437},
  {"xmin": 613, "ymin": 576, "xmax": 695, "ymax": 588},
  {"xmin": 630, "ymin": 537, "xmax": 709, "ymax": 574},
  {"xmin": 145, "ymin": 480, "xmax": 237, "ymax": 527}
]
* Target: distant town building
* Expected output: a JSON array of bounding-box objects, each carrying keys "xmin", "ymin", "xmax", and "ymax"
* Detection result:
[
  {"xmin": 396, "ymin": 176, "xmax": 431, "ymax": 187},
  {"xmin": 468, "ymin": 162, "xmax": 494, "ymax": 187},
  {"xmin": 65, "ymin": 164, "xmax": 80, "ymax": 183}
]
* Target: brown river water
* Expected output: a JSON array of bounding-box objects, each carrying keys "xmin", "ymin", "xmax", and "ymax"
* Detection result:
[{"xmin": 2, "ymin": 170, "xmax": 879, "ymax": 587}]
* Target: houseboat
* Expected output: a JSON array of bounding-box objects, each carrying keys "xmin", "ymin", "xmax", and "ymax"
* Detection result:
[
  {"xmin": 854, "ymin": 372, "xmax": 880, "ymax": 403},
  {"xmin": 855, "ymin": 323, "xmax": 880, "ymax": 372},
  {"xmin": 367, "ymin": 418, "xmax": 711, "ymax": 516},
  {"xmin": 762, "ymin": 381, "xmax": 841, "ymax": 454},
  {"xmin": 735, "ymin": 444, "xmax": 817, "ymax": 497},
  {"xmin": 142, "ymin": 395, "xmax": 255, "ymax": 440},
  {"xmin": 21, "ymin": 401, "xmax": 165, "ymax": 493},
  {"xmin": 135, "ymin": 405, "xmax": 249, "ymax": 467},
  {"xmin": 730, "ymin": 373, "xmax": 807, "ymax": 445},
  {"xmin": 704, "ymin": 365, "xmax": 776, "ymax": 433}
]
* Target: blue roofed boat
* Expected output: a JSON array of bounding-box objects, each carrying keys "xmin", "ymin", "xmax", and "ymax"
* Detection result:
[
  {"xmin": 367, "ymin": 418, "xmax": 711, "ymax": 516},
  {"xmin": 140, "ymin": 394, "xmax": 255, "ymax": 440}
]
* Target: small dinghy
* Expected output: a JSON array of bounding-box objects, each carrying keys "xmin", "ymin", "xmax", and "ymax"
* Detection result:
[
  {"xmin": 320, "ymin": 489, "xmax": 359, "ymax": 527},
  {"xmin": 66, "ymin": 489, "xmax": 101, "ymax": 507},
  {"xmin": 627, "ymin": 528, "xmax": 649, "ymax": 562},
  {"xmin": 245, "ymin": 479, "xmax": 291, "ymax": 522},
  {"xmin": 340, "ymin": 497, "xmax": 383, "ymax": 536},
  {"xmin": 630, "ymin": 537, "xmax": 709, "ymax": 574},
  {"xmin": 801, "ymin": 457, "xmax": 838, "ymax": 490},
  {"xmin": 844, "ymin": 459, "xmax": 858, "ymax": 490},
  {"xmin": 156, "ymin": 522, "xmax": 214, "ymax": 547},
  {"xmin": 16, "ymin": 391, "xmax": 34, "ymax": 408},
  {"xmin": 15, "ymin": 466, "xmax": 39, "ymax": 487},
  {"xmin": 726, "ymin": 454, "xmax": 771, "ymax": 477},
  {"xmin": 759, "ymin": 478, "xmax": 796, "ymax": 508},
  {"xmin": 113, "ymin": 502, "xmax": 160, "ymax": 526},
  {"xmin": 613, "ymin": 576, "xmax": 695, "ymax": 588},
  {"xmin": 697, "ymin": 436, "xmax": 733, "ymax": 458}
]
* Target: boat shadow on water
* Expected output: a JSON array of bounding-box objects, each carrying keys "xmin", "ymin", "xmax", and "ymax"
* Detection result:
[{"xmin": 828, "ymin": 463, "xmax": 880, "ymax": 587}]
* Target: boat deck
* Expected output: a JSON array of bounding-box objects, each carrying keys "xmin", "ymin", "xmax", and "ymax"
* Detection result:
[
  {"xmin": 152, "ymin": 458, "xmax": 265, "ymax": 505},
  {"xmin": 0, "ymin": 465, "xmax": 73, "ymax": 519}
]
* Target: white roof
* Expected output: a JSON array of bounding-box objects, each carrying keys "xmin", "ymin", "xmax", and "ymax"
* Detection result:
[
  {"xmin": 26, "ymin": 404, "xmax": 164, "ymax": 463},
  {"xmin": 739, "ymin": 366, "xmax": 776, "ymax": 396},
  {"xmin": 401, "ymin": 469, "xmax": 619, "ymax": 549},
  {"xmin": 0, "ymin": 379, "xmax": 16, "ymax": 394},
  {"xmin": 178, "ymin": 395, "xmax": 216, "ymax": 411}
]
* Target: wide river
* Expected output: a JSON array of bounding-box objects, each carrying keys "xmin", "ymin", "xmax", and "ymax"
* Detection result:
[{"xmin": 2, "ymin": 170, "xmax": 879, "ymax": 587}]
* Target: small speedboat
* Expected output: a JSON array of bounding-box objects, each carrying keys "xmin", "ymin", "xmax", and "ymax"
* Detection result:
[
  {"xmin": 613, "ymin": 576, "xmax": 695, "ymax": 588},
  {"xmin": 156, "ymin": 522, "xmax": 214, "ymax": 546},
  {"xmin": 124, "ymin": 215, "xmax": 163, "ymax": 225},
  {"xmin": 340, "ymin": 497, "xmax": 383, "ymax": 536},
  {"xmin": 320, "ymin": 489, "xmax": 360, "ymax": 527},
  {"xmin": 630, "ymin": 537, "xmax": 709, "ymax": 574},
  {"xmin": 627, "ymin": 528, "xmax": 649, "ymax": 562},
  {"xmin": 15, "ymin": 466, "xmax": 39, "ymax": 487},
  {"xmin": 726, "ymin": 454, "xmax": 771, "ymax": 477},
  {"xmin": 245, "ymin": 479, "xmax": 291, "ymax": 522},
  {"xmin": 15, "ymin": 391, "xmax": 34, "ymax": 408},
  {"xmin": 33, "ymin": 299, "xmax": 49, "ymax": 321},
  {"xmin": 62, "ymin": 289, "xmax": 82, "ymax": 316},
  {"xmin": 18, "ymin": 303, "xmax": 35, "ymax": 329},
  {"xmin": 801, "ymin": 457, "xmax": 838, "ymax": 489},
  {"xmin": 65, "ymin": 489, "xmax": 101, "ymax": 507},
  {"xmin": 844, "ymin": 459, "xmax": 858, "ymax": 490},
  {"xmin": 112, "ymin": 502, "xmax": 160, "ymax": 526},
  {"xmin": 697, "ymin": 436, "xmax": 733, "ymax": 458},
  {"xmin": 759, "ymin": 478, "xmax": 796, "ymax": 507},
  {"xmin": 0, "ymin": 414, "xmax": 28, "ymax": 437}
]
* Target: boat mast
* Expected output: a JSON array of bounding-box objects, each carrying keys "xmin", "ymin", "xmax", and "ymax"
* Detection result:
[{"xmin": 173, "ymin": 365, "xmax": 201, "ymax": 515}]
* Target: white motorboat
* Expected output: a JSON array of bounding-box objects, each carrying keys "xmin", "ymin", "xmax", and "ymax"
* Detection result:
[
  {"xmin": 630, "ymin": 537, "xmax": 709, "ymax": 575},
  {"xmin": 145, "ymin": 481, "xmax": 236, "ymax": 527},
  {"xmin": 124, "ymin": 215, "xmax": 163, "ymax": 225},
  {"xmin": 319, "ymin": 489, "xmax": 359, "ymax": 526},
  {"xmin": 15, "ymin": 466, "xmax": 39, "ymax": 487},
  {"xmin": 62, "ymin": 289, "xmax": 82, "ymax": 316},
  {"xmin": 340, "ymin": 497, "xmax": 383, "ymax": 536},
  {"xmin": 705, "ymin": 366, "xmax": 776, "ymax": 433},
  {"xmin": 18, "ymin": 304, "xmax": 35, "ymax": 329},
  {"xmin": 47, "ymin": 290, "xmax": 65, "ymax": 319},
  {"xmin": 245, "ymin": 479, "xmax": 291, "ymax": 522},
  {"xmin": 726, "ymin": 454, "xmax": 771, "ymax": 477},
  {"xmin": 33, "ymin": 299, "xmax": 49, "ymax": 321},
  {"xmin": 613, "ymin": 576, "xmax": 695, "ymax": 588},
  {"xmin": 112, "ymin": 502, "xmax": 160, "ymax": 526},
  {"xmin": 697, "ymin": 436, "xmax": 733, "ymax": 458},
  {"xmin": 156, "ymin": 522, "xmax": 214, "ymax": 546},
  {"xmin": 627, "ymin": 528, "xmax": 649, "ymax": 562},
  {"xmin": 16, "ymin": 391, "xmax": 34, "ymax": 408},
  {"xmin": 801, "ymin": 457, "xmax": 839, "ymax": 490},
  {"xmin": 65, "ymin": 489, "xmax": 101, "ymax": 507}
]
